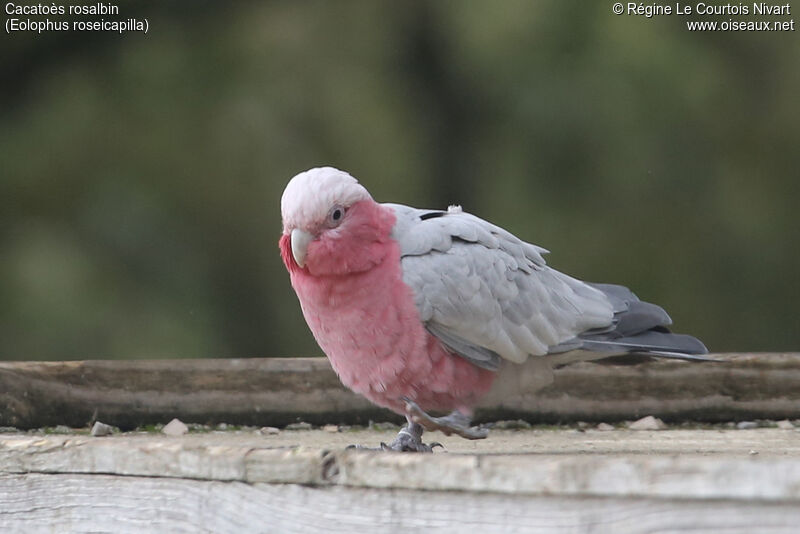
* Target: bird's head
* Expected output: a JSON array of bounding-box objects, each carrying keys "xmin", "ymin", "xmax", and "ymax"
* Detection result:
[{"xmin": 279, "ymin": 167, "xmax": 394, "ymax": 276}]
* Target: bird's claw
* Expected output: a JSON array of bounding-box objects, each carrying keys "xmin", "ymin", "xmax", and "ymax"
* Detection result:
[
  {"xmin": 346, "ymin": 424, "xmax": 443, "ymax": 453},
  {"xmin": 380, "ymin": 440, "xmax": 443, "ymax": 453},
  {"xmin": 401, "ymin": 397, "xmax": 489, "ymax": 440},
  {"xmin": 380, "ymin": 423, "xmax": 443, "ymax": 452}
]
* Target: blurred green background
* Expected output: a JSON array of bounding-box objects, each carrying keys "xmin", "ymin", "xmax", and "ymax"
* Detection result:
[{"xmin": 2, "ymin": 1, "xmax": 798, "ymax": 360}]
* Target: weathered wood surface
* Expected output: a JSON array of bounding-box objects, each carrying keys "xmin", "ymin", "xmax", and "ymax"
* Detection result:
[
  {"xmin": 3, "ymin": 474, "xmax": 798, "ymax": 534},
  {"xmin": 1, "ymin": 353, "xmax": 799, "ymax": 429},
  {"xmin": 1, "ymin": 429, "xmax": 800, "ymax": 533}
]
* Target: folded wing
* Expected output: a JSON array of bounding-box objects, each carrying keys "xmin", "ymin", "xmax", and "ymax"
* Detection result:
[{"xmin": 387, "ymin": 203, "xmax": 707, "ymax": 371}]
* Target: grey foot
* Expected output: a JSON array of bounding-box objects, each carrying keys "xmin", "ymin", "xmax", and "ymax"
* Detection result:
[
  {"xmin": 345, "ymin": 422, "xmax": 441, "ymax": 452},
  {"xmin": 381, "ymin": 423, "xmax": 442, "ymax": 453},
  {"xmin": 402, "ymin": 397, "xmax": 489, "ymax": 440}
]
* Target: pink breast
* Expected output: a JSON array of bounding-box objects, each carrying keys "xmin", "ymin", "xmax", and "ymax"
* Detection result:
[{"xmin": 280, "ymin": 224, "xmax": 495, "ymax": 416}]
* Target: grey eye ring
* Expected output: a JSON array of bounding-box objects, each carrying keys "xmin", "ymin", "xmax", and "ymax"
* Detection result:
[{"xmin": 327, "ymin": 205, "xmax": 346, "ymax": 227}]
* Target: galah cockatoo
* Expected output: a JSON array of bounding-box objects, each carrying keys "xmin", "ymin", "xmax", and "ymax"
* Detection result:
[{"xmin": 280, "ymin": 167, "xmax": 707, "ymax": 451}]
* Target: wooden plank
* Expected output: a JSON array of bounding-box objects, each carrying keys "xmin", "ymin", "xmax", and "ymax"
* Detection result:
[
  {"xmin": 2, "ymin": 474, "xmax": 798, "ymax": 534},
  {"xmin": 2, "ymin": 432, "xmax": 800, "ymax": 500},
  {"xmin": 0, "ymin": 358, "xmax": 388, "ymax": 430},
  {"xmin": 480, "ymin": 352, "xmax": 800, "ymax": 423},
  {"xmin": 2, "ymin": 430, "xmax": 800, "ymax": 533},
  {"xmin": 0, "ymin": 435, "xmax": 330, "ymax": 486},
  {"xmin": 1, "ymin": 354, "xmax": 799, "ymax": 429}
]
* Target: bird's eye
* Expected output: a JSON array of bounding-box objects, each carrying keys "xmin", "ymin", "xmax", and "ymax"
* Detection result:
[{"xmin": 327, "ymin": 205, "xmax": 346, "ymax": 227}]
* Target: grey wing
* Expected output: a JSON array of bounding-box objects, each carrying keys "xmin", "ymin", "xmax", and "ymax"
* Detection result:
[
  {"xmin": 386, "ymin": 203, "xmax": 616, "ymax": 369},
  {"xmin": 386, "ymin": 203, "xmax": 709, "ymax": 371}
]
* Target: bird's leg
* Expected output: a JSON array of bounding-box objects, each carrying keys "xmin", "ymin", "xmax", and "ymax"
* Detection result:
[
  {"xmin": 402, "ymin": 397, "xmax": 489, "ymax": 440},
  {"xmin": 380, "ymin": 416, "xmax": 442, "ymax": 453}
]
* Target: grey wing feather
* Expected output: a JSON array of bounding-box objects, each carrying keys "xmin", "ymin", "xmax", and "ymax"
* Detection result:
[
  {"xmin": 387, "ymin": 203, "xmax": 708, "ymax": 370},
  {"xmin": 388, "ymin": 204, "xmax": 616, "ymax": 365},
  {"xmin": 426, "ymin": 323, "xmax": 502, "ymax": 370},
  {"xmin": 386, "ymin": 204, "xmax": 549, "ymax": 271}
]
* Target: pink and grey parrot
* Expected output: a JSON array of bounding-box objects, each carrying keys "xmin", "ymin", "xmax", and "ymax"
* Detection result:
[{"xmin": 279, "ymin": 167, "xmax": 707, "ymax": 451}]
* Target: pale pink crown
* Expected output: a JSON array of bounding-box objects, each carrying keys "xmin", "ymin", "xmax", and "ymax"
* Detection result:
[{"xmin": 281, "ymin": 167, "xmax": 372, "ymax": 234}]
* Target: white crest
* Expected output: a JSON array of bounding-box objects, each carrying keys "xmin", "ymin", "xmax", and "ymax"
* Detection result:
[{"xmin": 281, "ymin": 167, "xmax": 372, "ymax": 233}]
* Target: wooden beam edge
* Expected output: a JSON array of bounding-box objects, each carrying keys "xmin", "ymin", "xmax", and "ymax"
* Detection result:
[{"xmin": 1, "ymin": 354, "xmax": 798, "ymax": 429}]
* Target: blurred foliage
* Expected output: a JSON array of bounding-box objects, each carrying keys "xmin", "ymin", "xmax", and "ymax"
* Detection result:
[{"xmin": 1, "ymin": 1, "xmax": 798, "ymax": 360}]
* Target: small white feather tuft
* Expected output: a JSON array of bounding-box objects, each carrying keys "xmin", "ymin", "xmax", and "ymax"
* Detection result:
[{"xmin": 447, "ymin": 205, "xmax": 463, "ymax": 214}]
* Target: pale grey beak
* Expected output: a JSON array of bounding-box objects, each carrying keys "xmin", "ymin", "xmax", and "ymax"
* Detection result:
[{"xmin": 290, "ymin": 228, "xmax": 313, "ymax": 268}]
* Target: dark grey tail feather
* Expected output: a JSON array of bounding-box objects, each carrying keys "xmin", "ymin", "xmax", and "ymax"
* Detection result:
[
  {"xmin": 581, "ymin": 330, "xmax": 708, "ymax": 355},
  {"xmin": 613, "ymin": 301, "xmax": 673, "ymax": 336},
  {"xmin": 587, "ymin": 283, "xmax": 639, "ymax": 312},
  {"xmin": 644, "ymin": 350, "xmax": 718, "ymax": 362},
  {"xmin": 576, "ymin": 282, "xmax": 709, "ymax": 359},
  {"xmin": 587, "ymin": 282, "xmax": 673, "ymax": 333}
]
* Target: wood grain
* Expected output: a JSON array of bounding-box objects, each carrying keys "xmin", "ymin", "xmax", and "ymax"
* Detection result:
[
  {"xmin": 1, "ymin": 353, "xmax": 799, "ymax": 429},
  {"xmin": 2, "ymin": 433, "xmax": 799, "ymax": 499},
  {"xmin": 2, "ymin": 474, "xmax": 799, "ymax": 534},
  {"xmin": 2, "ymin": 430, "xmax": 799, "ymax": 533}
]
